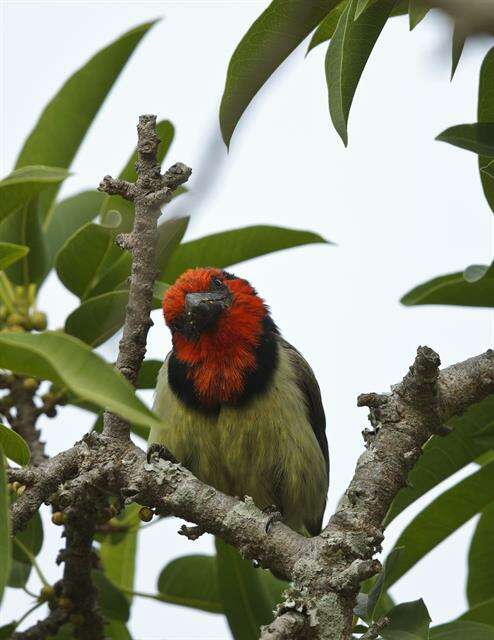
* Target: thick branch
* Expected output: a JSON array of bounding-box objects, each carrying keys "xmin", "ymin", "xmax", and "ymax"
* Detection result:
[{"xmin": 12, "ymin": 609, "xmax": 69, "ymax": 640}]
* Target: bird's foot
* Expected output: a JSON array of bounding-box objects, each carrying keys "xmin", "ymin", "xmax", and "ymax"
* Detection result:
[
  {"xmin": 262, "ymin": 505, "xmax": 283, "ymax": 533},
  {"xmin": 146, "ymin": 443, "xmax": 177, "ymax": 465},
  {"xmin": 178, "ymin": 524, "xmax": 205, "ymax": 541}
]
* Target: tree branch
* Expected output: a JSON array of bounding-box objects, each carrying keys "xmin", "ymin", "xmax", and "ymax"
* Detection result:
[{"xmin": 99, "ymin": 114, "xmax": 191, "ymax": 442}]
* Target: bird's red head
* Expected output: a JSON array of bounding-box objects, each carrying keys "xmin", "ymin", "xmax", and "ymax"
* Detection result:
[{"xmin": 163, "ymin": 267, "xmax": 271, "ymax": 405}]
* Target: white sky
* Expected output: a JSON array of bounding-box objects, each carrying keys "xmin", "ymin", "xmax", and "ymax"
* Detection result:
[{"xmin": 1, "ymin": 1, "xmax": 494, "ymax": 638}]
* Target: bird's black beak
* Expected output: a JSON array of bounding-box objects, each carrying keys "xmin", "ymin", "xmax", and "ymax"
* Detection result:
[{"xmin": 181, "ymin": 289, "xmax": 232, "ymax": 338}]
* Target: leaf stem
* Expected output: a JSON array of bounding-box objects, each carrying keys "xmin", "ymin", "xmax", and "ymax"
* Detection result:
[
  {"xmin": 16, "ymin": 599, "xmax": 44, "ymax": 626},
  {"xmin": 0, "ymin": 272, "xmax": 16, "ymax": 313}
]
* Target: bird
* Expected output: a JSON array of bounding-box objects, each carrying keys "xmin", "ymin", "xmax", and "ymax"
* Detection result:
[{"xmin": 149, "ymin": 267, "xmax": 329, "ymax": 535}]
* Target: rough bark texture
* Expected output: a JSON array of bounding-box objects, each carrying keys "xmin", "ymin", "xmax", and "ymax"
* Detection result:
[{"xmin": 6, "ymin": 116, "xmax": 494, "ymax": 640}]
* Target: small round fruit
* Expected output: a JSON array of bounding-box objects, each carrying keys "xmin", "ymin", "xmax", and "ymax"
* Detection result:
[
  {"xmin": 31, "ymin": 311, "xmax": 47, "ymax": 331},
  {"xmin": 51, "ymin": 511, "xmax": 65, "ymax": 526},
  {"xmin": 6, "ymin": 313, "xmax": 25, "ymax": 327},
  {"xmin": 57, "ymin": 596, "xmax": 73, "ymax": 611},
  {"xmin": 22, "ymin": 377, "xmax": 39, "ymax": 391},
  {"xmin": 39, "ymin": 585, "xmax": 55, "ymax": 601},
  {"xmin": 16, "ymin": 484, "xmax": 26, "ymax": 496},
  {"xmin": 11, "ymin": 481, "xmax": 21, "ymax": 492},
  {"xmin": 139, "ymin": 506, "xmax": 154, "ymax": 522}
]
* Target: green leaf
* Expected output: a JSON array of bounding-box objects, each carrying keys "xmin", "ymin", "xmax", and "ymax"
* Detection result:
[
  {"xmin": 13, "ymin": 512, "xmax": 43, "ymax": 564},
  {"xmin": 0, "ymin": 447, "xmax": 10, "ymax": 605},
  {"xmin": 0, "ymin": 197, "xmax": 48, "ymax": 285},
  {"xmin": 408, "ymin": 0, "xmax": 430, "ymax": 29},
  {"xmin": 0, "ymin": 623, "xmax": 17, "ymax": 638},
  {"xmin": 157, "ymin": 554, "xmax": 223, "ymax": 613},
  {"xmin": 55, "ymin": 222, "xmax": 120, "ymax": 299},
  {"xmin": 137, "ymin": 360, "xmax": 163, "ymax": 390},
  {"xmin": 153, "ymin": 282, "xmax": 169, "ymax": 307},
  {"xmin": 385, "ymin": 461, "xmax": 494, "ymax": 589},
  {"xmin": 307, "ymin": 1, "xmax": 347, "ymax": 52},
  {"xmin": 7, "ymin": 560, "xmax": 31, "ymax": 589},
  {"xmin": 105, "ymin": 621, "xmax": 132, "ymax": 640},
  {"xmin": 385, "ymin": 395, "xmax": 494, "ymax": 524},
  {"xmin": 0, "ymin": 166, "xmax": 70, "ymax": 225},
  {"xmin": 100, "ymin": 505, "xmax": 140, "ymax": 600},
  {"xmin": 215, "ymin": 538, "xmax": 284, "ymax": 640},
  {"xmin": 451, "ymin": 23, "xmax": 466, "ymax": 80},
  {"xmin": 355, "ymin": 0, "xmax": 379, "ymax": 19},
  {"xmin": 460, "ymin": 598, "xmax": 494, "ymax": 626},
  {"xmin": 401, "ymin": 260, "xmax": 494, "ymax": 308},
  {"xmin": 65, "ymin": 290, "xmax": 128, "ymax": 347},
  {"xmin": 162, "ymin": 225, "xmax": 328, "ymax": 283},
  {"xmin": 355, "ymin": 548, "xmax": 403, "ymax": 621},
  {"xmin": 93, "ymin": 570, "xmax": 130, "ymax": 622},
  {"xmin": 478, "ymin": 47, "xmax": 494, "ymax": 214},
  {"xmin": 325, "ymin": 0, "xmax": 395, "ymax": 146},
  {"xmin": 482, "ymin": 160, "xmax": 494, "ymax": 180},
  {"xmin": 0, "ymin": 425, "xmax": 30, "ymax": 466},
  {"xmin": 15, "ymin": 21, "xmax": 157, "ymax": 221},
  {"xmin": 468, "ymin": 501, "xmax": 494, "ymax": 607},
  {"xmin": 44, "ymin": 190, "xmax": 105, "ymax": 266},
  {"xmin": 219, "ymin": 0, "xmax": 340, "ymax": 147},
  {"xmin": 431, "ymin": 621, "xmax": 494, "ymax": 640},
  {"xmin": 0, "ymin": 244, "xmax": 29, "ymax": 272},
  {"xmin": 381, "ymin": 599, "xmax": 431, "ymax": 640},
  {"xmin": 0, "ymin": 331, "xmax": 162, "ymax": 432},
  {"xmin": 436, "ymin": 123, "xmax": 494, "ymax": 157}
]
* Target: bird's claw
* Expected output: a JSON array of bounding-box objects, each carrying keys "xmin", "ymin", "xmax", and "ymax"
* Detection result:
[
  {"xmin": 146, "ymin": 443, "xmax": 177, "ymax": 465},
  {"xmin": 263, "ymin": 505, "xmax": 283, "ymax": 533}
]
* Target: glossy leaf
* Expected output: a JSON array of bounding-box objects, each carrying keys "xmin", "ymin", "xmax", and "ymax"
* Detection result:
[
  {"xmin": 401, "ymin": 260, "xmax": 494, "ymax": 308},
  {"xmin": 0, "ymin": 447, "xmax": 10, "ymax": 605},
  {"xmin": 13, "ymin": 512, "xmax": 43, "ymax": 564},
  {"xmin": 385, "ymin": 461, "xmax": 494, "ymax": 588},
  {"xmin": 381, "ymin": 599, "xmax": 431, "ymax": 640},
  {"xmin": 0, "ymin": 424, "xmax": 30, "ymax": 466},
  {"xmin": 15, "ymin": 21, "xmax": 156, "ymax": 221},
  {"xmin": 325, "ymin": 0, "xmax": 394, "ymax": 146},
  {"xmin": 355, "ymin": 0, "xmax": 379, "ymax": 19},
  {"xmin": 307, "ymin": 1, "xmax": 347, "ymax": 51},
  {"xmin": 157, "ymin": 554, "xmax": 223, "ymax": 613},
  {"xmin": 0, "ymin": 197, "xmax": 48, "ymax": 285},
  {"xmin": 93, "ymin": 570, "xmax": 130, "ymax": 622},
  {"xmin": 215, "ymin": 538, "xmax": 285, "ymax": 640},
  {"xmin": 478, "ymin": 47, "xmax": 494, "ymax": 214},
  {"xmin": 65, "ymin": 290, "xmax": 128, "ymax": 347},
  {"xmin": 0, "ymin": 166, "xmax": 69, "ymax": 225},
  {"xmin": 44, "ymin": 190, "xmax": 105, "ymax": 265},
  {"xmin": 467, "ymin": 501, "xmax": 494, "ymax": 607},
  {"xmin": 436, "ymin": 123, "xmax": 494, "ymax": 157},
  {"xmin": 100, "ymin": 505, "xmax": 140, "ymax": 599},
  {"xmin": 482, "ymin": 160, "xmax": 494, "ymax": 180},
  {"xmin": 409, "ymin": 0, "xmax": 430, "ymax": 29},
  {"xmin": 431, "ymin": 621, "xmax": 494, "ymax": 639},
  {"xmin": 451, "ymin": 23, "xmax": 466, "ymax": 80},
  {"xmin": 162, "ymin": 225, "xmax": 328, "ymax": 283},
  {"xmin": 0, "ymin": 331, "xmax": 162, "ymax": 432},
  {"xmin": 55, "ymin": 222, "xmax": 118, "ymax": 299},
  {"xmin": 460, "ymin": 598, "xmax": 494, "ymax": 626},
  {"xmin": 219, "ymin": 0, "xmax": 340, "ymax": 146},
  {"xmin": 385, "ymin": 395, "xmax": 494, "ymax": 524},
  {"xmin": 0, "ymin": 244, "xmax": 29, "ymax": 272}
]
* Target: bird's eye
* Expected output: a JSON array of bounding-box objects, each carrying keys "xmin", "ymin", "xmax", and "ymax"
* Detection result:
[{"xmin": 211, "ymin": 276, "xmax": 223, "ymax": 289}]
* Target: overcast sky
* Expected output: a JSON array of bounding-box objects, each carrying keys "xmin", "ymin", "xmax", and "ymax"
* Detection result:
[{"xmin": 1, "ymin": 1, "xmax": 494, "ymax": 638}]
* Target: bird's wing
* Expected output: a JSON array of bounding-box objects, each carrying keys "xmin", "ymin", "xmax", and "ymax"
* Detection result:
[{"xmin": 277, "ymin": 337, "xmax": 329, "ymax": 481}]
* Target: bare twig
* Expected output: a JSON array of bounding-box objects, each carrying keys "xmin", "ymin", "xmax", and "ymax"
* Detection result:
[{"xmin": 99, "ymin": 114, "xmax": 191, "ymax": 442}]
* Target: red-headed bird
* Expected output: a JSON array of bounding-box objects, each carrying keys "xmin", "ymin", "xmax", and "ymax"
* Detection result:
[{"xmin": 149, "ymin": 267, "xmax": 329, "ymax": 535}]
